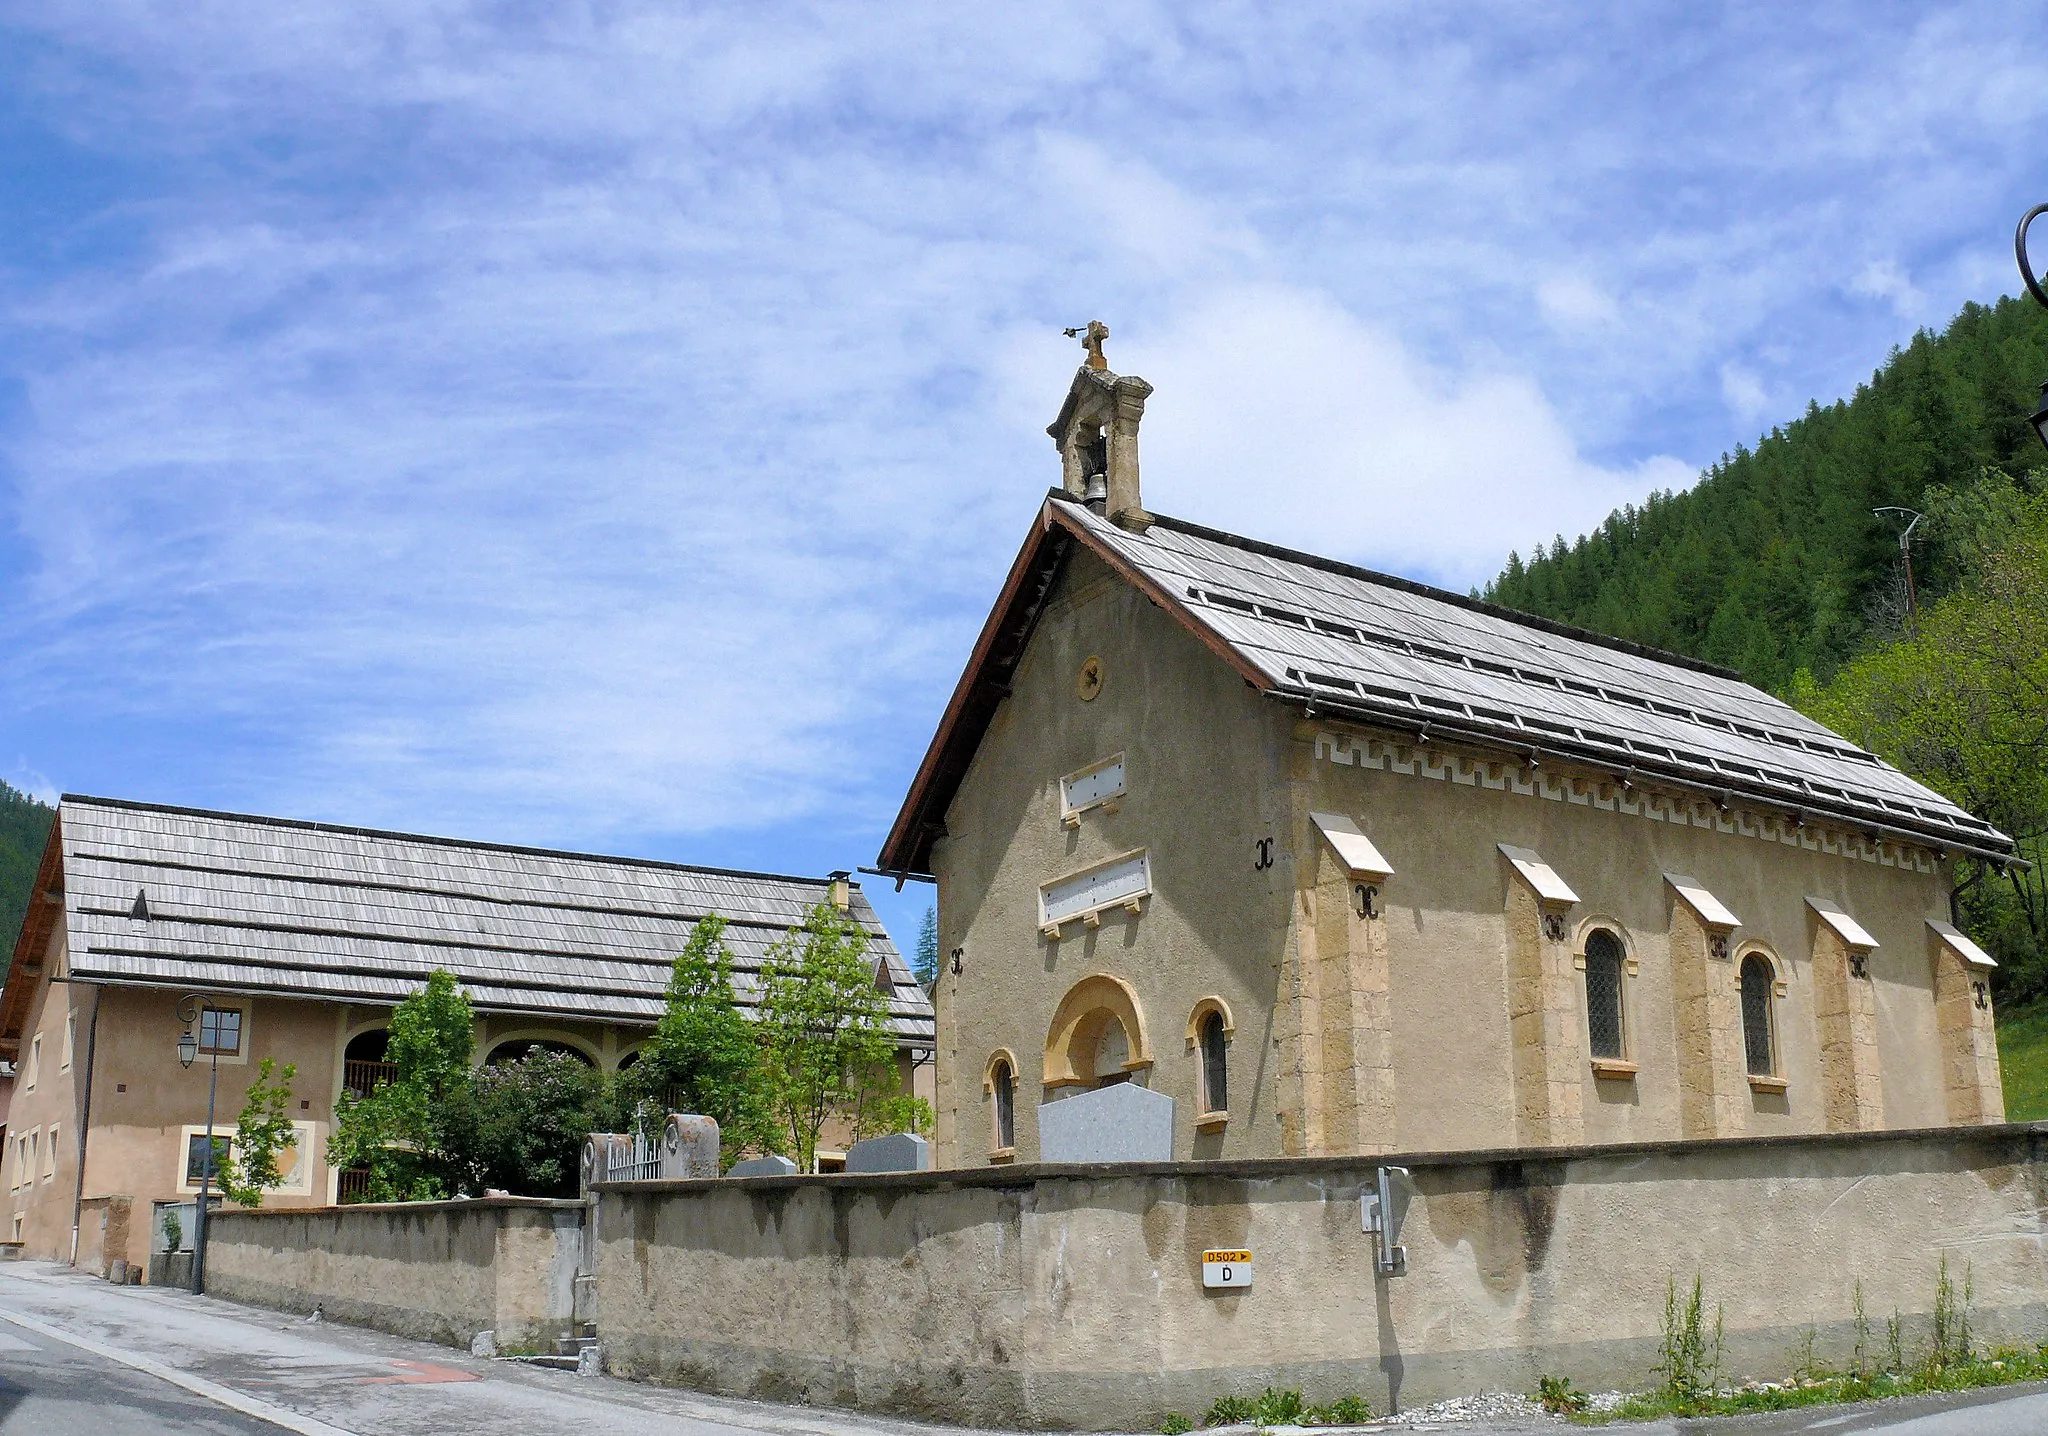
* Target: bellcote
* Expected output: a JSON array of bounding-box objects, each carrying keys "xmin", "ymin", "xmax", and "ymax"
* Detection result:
[{"xmin": 1047, "ymin": 320, "xmax": 1153, "ymax": 528}]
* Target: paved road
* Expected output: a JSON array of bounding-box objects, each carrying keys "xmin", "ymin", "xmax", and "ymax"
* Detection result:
[
  {"xmin": 0, "ymin": 1262, "xmax": 2044, "ymax": 1435},
  {"xmin": 0, "ymin": 1313, "xmax": 280, "ymax": 1435}
]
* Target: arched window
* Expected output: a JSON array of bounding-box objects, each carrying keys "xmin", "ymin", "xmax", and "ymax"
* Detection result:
[
  {"xmin": 1583, "ymin": 929, "xmax": 1626, "ymax": 1060},
  {"xmin": 1741, "ymin": 954, "xmax": 1777, "ymax": 1076},
  {"xmin": 990, "ymin": 1057, "xmax": 1016, "ymax": 1152},
  {"xmin": 1199, "ymin": 1011, "xmax": 1229, "ymax": 1115},
  {"xmin": 342, "ymin": 1029, "xmax": 393, "ymax": 1097}
]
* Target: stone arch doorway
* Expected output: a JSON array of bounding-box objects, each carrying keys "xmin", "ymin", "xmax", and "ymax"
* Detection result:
[{"xmin": 1043, "ymin": 973, "xmax": 1153, "ymax": 1092}]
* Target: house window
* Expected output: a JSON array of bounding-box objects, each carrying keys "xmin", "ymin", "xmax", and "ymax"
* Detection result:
[
  {"xmin": 1583, "ymin": 929, "xmax": 1627, "ymax": 1061},
  {"xmin": 43, "ymin": 1126, "xmax": 58, "ymax": 1181},
  {"xmin": 63, "ymin": 1012, "xmax": 75, "ymax": 1070},
  {"xmin": 1199, "ymin": 1012, "xmax": 1229, "ymax": 1115},
  {"xmin": 23, "ymin": 1132, "xmax": 37, "ymax": 1189},
  {"xmin": 990, "ymin": 1057, "xmax": 1016, "ymax": 1153},
  {"xmin": 185, "ymin": 1132, "xmax": 233, "ymax": 1186},
  {"xmin": 199, "ymin": 1006, "xmax": 244, "ymax": 1057},
  {"xmin": 1741, "ymin": 954, "xmax": 1777, "ymax": 1076},
  {"xmin": 23, "ymin": 1036, "xmax": 37, "ymax": 1091}
]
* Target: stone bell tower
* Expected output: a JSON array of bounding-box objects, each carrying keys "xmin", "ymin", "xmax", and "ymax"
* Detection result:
[{"xmin": 1047, "ymin": 320, "xmax": 1153, "ymax": 528}]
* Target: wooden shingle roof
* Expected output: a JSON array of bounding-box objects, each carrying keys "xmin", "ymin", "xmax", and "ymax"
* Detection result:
[{"xmin": 5, "ymin": 795, "xmax": 932, "ymax": 1051}]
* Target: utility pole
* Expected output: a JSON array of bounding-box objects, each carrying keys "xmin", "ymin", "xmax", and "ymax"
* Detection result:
[{"xmin": 1873, "ymin": 507, "xmax": 1924, "ymax": 629}]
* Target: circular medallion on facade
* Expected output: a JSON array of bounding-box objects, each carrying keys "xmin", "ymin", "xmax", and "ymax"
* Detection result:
[{"xmin": 1077, "ymin": 655, "xmax": 1105, "ymax": 702}]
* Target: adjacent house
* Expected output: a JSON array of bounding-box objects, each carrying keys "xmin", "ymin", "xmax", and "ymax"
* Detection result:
[
  {"xmin": 2, "ymin": 795, "xmax": 933, "ymax": 1273},
  {"xmin": 878, "ymin": 337, "xmax": 2009, "ymax": 1168}
]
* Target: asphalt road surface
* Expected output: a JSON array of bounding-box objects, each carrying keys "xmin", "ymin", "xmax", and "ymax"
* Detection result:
[
  {"xmin": 1, "ymin": 1261, "xmax": 2045, "ymax": 1435},
  {"xmin": 0, "ymin": 1314, "xmax": 281, "ymax": 1436}
]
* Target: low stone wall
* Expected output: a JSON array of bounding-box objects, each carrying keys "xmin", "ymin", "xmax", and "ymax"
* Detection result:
[
  {"xmin": 206, "ymin": 1197, "xmax": 585, "ymax": 1352},
  {"xmin": 594, "ymin": 1124, "xmax": 2048, "ymax": 1429}
]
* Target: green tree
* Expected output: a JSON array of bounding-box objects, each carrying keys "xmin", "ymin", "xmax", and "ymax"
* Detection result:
[
  {"xmin": 756, "ymin": 902, "xmax": 932, "ymax": 1170},
  {"xmin": 618, "ymin": 915, "xmax": 779, "ymax": 1166},
  {"xmin": 327, "ymin": 969, "xmax": 479, "ymax": 1200},
  {"xmin": 0, "ymin": 781, "xmax": 55, "ymax": 975},
  {"xmin": 913, "ymin": 904, "xmax": 939, "ymax": 987},
  {"xmin": 1793, "ymin": 474, "xmax": 2048, "ymax": 996},
  {"xmin": 217, "ymin": 1058, "xmax": 299, "ymax": 1207}
]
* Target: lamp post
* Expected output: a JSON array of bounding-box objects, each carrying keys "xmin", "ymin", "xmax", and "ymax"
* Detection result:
[
  {"xmin": 175, "ymin": 994, "xmax": 220, "ymax": 1295},
  {"xmin": 2017, "ymin": 203, "xmax": 2048, "ymax": 451}
]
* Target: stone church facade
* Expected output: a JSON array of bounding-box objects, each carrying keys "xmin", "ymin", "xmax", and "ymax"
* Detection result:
[{"xmin": 879, "ymin": 334, "xmax": 2009, "ymax": 1168}]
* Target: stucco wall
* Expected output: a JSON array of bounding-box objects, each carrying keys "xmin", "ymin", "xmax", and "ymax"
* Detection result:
[
  {"xmin": 1297, "ymin": 725, "xmax": 1961, "ymax": 1152},
  {"xmin": 593, "ymin": 1124, "xmax": 2048, "ymax": 1430},
  {"xmin": 932, "ymin": 548, "xmax": 1296, "ymax": 1168},
  {"xmin": 206, "ymin": 1197, "xmax": 584, "ymax": 1350},
  {"xmin": 929, "ymin": 546, "xmax": 1982, "ymax": 1168}
]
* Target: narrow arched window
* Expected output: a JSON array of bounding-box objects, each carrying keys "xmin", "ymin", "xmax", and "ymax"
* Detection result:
[
  {"xmin": 1583, "ymin": 929, "xmax": 1626, "ymax": 1060},
  {"xmin": 991, "ymin": 1058, "xmax": 1015, "ymax": 1151},
  {"xmin": 1741, "ymin": 955, "xmax": 1776, "ymax": 1076},
  {"xmin": 1200, "ymin": 1011, "xmax": 1229, "ymax": 1114}
]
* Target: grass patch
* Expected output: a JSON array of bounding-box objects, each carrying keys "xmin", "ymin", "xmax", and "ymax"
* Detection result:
[
  {"xmin": 1556, "ymin": 1257, "xmax": 2043, "ymax": 1424},
  {"xmin": 1996, "ymin": 999, "xmax": 2048, "ymax": 1121},
  {"xmin": 1581, "ymin": 1345, "xmax": 2048, "ymax": 1422}
]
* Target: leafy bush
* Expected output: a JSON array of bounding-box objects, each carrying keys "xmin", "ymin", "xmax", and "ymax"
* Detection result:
[
  {"xmin": 1203, "ymin": 1394, "xmax": 1255, "ymax": 1426},
  {"xmin": 453, "ymin": 1049, "xmax": 615, "ymax": 1198},
  {"xmin": 1160, "ymin": 1414, "xmax": 1192, "ymax": 1434},
  {"xmin": 1251, "ymin": 1388, "xmax": 1303, "ymax": 1426},
  {"xmin": 1535, "ymin": 1375, "xmax": 1586, "ymax": 1414},
  {"xmin": 1309, "ymin": 1394, "xmax": 1373, "ymax": 1424},
  {"xmin": 161, "ymin": 1210, "xmax": 181, "ymax": 1252}
]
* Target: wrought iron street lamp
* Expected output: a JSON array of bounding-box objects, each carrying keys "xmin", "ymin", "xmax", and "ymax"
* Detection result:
[
  {"xmin": 2017, "ymin": 204, "xmax": 2048, "ymax": 452},
  {"xmin": 175, "ymin": 994, "xmax": 221, "ymax": 1295}
]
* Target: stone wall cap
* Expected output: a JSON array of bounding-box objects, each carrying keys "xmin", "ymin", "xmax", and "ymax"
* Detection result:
[
  {"xmin": 1499, "ymin": 844, "xmax": 1579, "ymax": 906},
  {"xmin": 1665, "ymin": 873, "xmax": 1740, "ymax": 930},
  {"xmin": 594, "ymin": 1121, "xmax": 2048, "ymax": 1197},
  {"xmin": 1928, "ymin": 918, "xmax": 1997, "ymax": 969},
  {"xmin": 1312, "ymin": 812, "xmax": 1395, "ymax": 881},
  {"xmin": 207, "ymin": 1195, "xmax": 588, "ymax": 1218},
  {"xmin": 1808, "ymin": 895, "xmax": 1879, "ymax": 950}
]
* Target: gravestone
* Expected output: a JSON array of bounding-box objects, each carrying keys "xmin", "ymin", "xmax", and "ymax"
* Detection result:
[
  {"xmin": 728, "ymin": 1154, "xmax": 800, "ymax": 1178},
  {"xmin": 844, "ymin": 1132, "xmax": 931, "ymax": 1174},
  {"xmin": 662, "ymin": 1115, "xmax": 720, "ymax": 1179},
  {"xmin": 1038, "ymin": 1083, "xmax": 1174, "ymax": 1163}
]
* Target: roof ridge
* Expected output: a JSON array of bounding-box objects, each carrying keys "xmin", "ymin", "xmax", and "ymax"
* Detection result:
[
  {"xmin": 59, "ymin": 793, "xmax": 852, "ymax": 893},
  {"xmin": 1130, "ymin": 504, "xmax": 1745, "ymax": 683}
]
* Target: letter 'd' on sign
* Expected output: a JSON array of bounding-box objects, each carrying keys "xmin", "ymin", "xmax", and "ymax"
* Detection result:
[{"xmin": 1202, "ymin": 1249, "xmax": 1253, "ymax": 1289}]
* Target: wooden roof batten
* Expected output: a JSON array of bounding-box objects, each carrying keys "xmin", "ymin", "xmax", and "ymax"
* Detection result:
[{"xmin": 876, "ymin": 492, "xmax": 2015, "ymax": 878}]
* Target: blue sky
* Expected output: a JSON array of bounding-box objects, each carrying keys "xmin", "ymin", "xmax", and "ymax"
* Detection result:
[{"xmin": 3, "ymin": 3, "xmax": 2045, "ymax": 946}]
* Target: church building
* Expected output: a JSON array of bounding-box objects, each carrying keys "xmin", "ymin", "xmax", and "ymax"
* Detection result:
[{"xmin": 878, "ymin": 326, "xmax": 2009, "ymax": 1168}]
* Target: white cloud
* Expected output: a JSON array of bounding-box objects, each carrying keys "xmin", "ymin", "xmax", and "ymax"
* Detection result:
[
  {"xmin": 1719, "ymin": 363, "xmax": 1772, "ymax": 423},
  {"xmin": 1848, "ymin": 259, "xmax": 1927, "ymax": 319},
  {"xmin": 1536, "ymin": 275, "xmax": 1620, "ymax": 330},
  {"xmin": 1118, "ymin": 284, "xmax": 1691, "ymax": 586}
]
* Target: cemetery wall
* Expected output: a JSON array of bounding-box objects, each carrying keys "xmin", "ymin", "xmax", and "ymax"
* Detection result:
[
  {"xmin": 593, "ymin": 1123, "xmax": 2048, "ymax": 1429},
  {"xmin": 206, "ymin": 1196, "xmax": 584, "ymax": 1351}
]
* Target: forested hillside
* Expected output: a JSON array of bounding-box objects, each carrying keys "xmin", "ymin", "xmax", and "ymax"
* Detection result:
[
  {"xmin": 1484, "ymin": 296, "xmax": 2048, "ymax": 694},
  {"xmin": 0, "ymin": 781, "xmax": 56, "ymax": 969}
]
